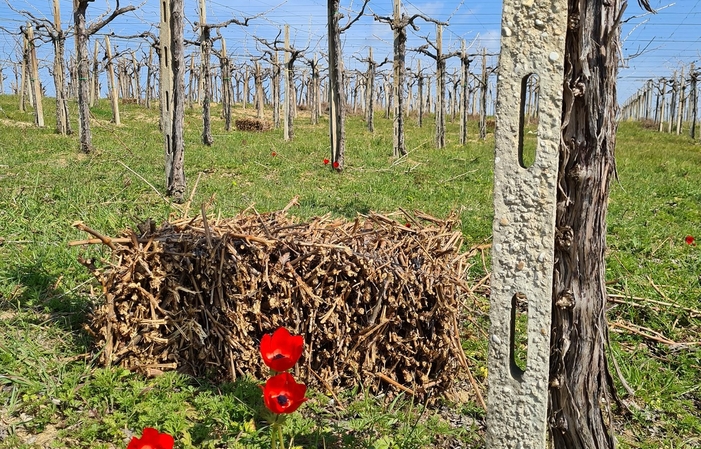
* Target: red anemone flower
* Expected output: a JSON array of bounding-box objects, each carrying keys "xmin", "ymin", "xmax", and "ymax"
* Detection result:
[
  {"xmin": 261, "ymin": 372, "xmax": 308, "ymax": 414},
  {"xmin": 127, "ymin": 428, "xmax": 174, "ymax": 449},
  {"xmin": 323, "ymin": 158, "xmax": 330, "ymax": 165},
  {"xmin": 332, "ymin": 161, "xmax": 340, "ymax": 169},
  {"xmin": 685, "ymin": 235, "xmax": 695, "ymax": 245},
  {"xmin": 260, "ymin": 327, "xmax": 304, "ymax": 372}
]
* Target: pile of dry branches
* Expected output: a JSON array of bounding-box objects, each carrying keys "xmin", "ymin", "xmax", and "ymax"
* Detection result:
[
  {"xmin": 235, "ymin": 118, "xmax": 270, "ymax": 132},
  {"xmin": 76, "ymin": 206, "xmax": 477, "ymax": 398}
]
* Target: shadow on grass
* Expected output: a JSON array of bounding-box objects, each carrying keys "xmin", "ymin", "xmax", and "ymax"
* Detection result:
[
  {"xmin": 301, "ymin": 195, "xmax": 373, "ymax": 219},
  {"xmin": 0, "ymin": 257, "xmax": 94, "ymax": 339}
]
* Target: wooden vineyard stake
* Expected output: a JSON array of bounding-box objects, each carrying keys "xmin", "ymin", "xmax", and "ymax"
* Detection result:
[
  {"xmin": 26, "ymin": 25, "xmax": 45, "ymax": 127},
  {"xmin": 104, "ymin": 36, "xmax": 120, "ymax": 125},
  {"xmin": 487, "ymin": 0, "xmax": 567, "ymax": 448}
]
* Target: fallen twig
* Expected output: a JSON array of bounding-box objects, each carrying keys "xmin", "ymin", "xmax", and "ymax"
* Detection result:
[
  {"xmin": 610, "ymin": 320, "xmax": 676, "ymax": 345},
  {"xmin": 442, "ymin": 169, "xmax": 478, "ymax": 183},
  {"xmin": 608, "ymin": 293, "xmax": 701, "ymax": 317},
  {"xmin": 181, "ymin": 172, "xmax": 203, "ymax": 219},
  {"xmin": 646, "ymin": 275, "xmax": 673, "ymax": 303},
  {"xmin": 117, "ymin": 160, "xmax": 178, "ymax": 208},
  {"xmin": 452, "ymin": 315, "xmax": 486, "ymax": 410}
]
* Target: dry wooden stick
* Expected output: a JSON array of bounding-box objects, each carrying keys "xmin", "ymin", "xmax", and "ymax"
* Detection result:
[
  {"xmin": 608, "ymin": 341, "xmax": 637, "ymax": 399},
  {"xmin": 70, "ymin": 233, "xmax": 277, "ymax": 248},
  {"xmin": 69, "ymin": 237, "xmax": 133, "ymax": 247},
  {"xmin": 650, "ymin": 236, "xmax": 672, "ymax": 256},
  {"xmin": 117, "ymin": 160, "xmax": 178, "ymax": 208},
  {"xmin": 201, "ymin": 203, "xmax": 212, "ymax": 248},
  {"xmin": 646, "ymin": 275, "xmax": 673, "ymax": 303},
  {"xmin": 72, "ymin": 221, "xmax": 117, "ymax": 250},
  {"xmin": 610, "ymin": 320, "xmax": 676, "ymax": 345},
  {"xmin": 309, "ymin": 368, "xmax": 345, "ymax": 410},
  {"xmin": 442, "ymin": 169, "xmax": 479, "ymax": 183},
  {"xmin": 181, "ymin": 171, "xmax": 203, "ymax": 219},
  {"xmin": 608, "ymin": 294, "xmax": 701, "ymax": 316},
  {"xmin": 479, "ymin": 245, "xmax": 489, "ymax": 274},
  {"xmin": 452, "ymin": 315, "xmax": 487, "ymax": 410},
  {"xmin": 398, "ymin": 207, "xmax": 422, "ymax": 228},
  {"xmin": 469, "ymin": 272, "xmax": 491, "ymax": 295},
  {"xmin": 375, "ymin": 372, "xmax": 416, "ymax": 396},
  {"xmin": 281, "ymin": 195, "xmax": 300, "ymax": 213},
  {"xmin": 105, "ymin": 292, "xmax": 115, "ymax": 366}
]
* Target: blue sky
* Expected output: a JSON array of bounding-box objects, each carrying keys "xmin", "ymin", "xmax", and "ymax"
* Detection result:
[{"xmin": 0, "ymin": 0, "xmax": 698, "ymax": 103}]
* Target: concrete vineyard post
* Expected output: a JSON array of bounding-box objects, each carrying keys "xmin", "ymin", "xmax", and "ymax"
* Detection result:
[{"xmin": 487, "ymin": 0, "xmax": 567, "ymax": 447}]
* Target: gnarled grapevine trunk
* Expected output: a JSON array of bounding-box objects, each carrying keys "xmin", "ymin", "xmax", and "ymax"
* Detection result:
[
  {"xmin": 548, "ymin": 0, "xmax": 647, "ymax": 447},
  {"xmin": 327, "ymin": 0, "xmax": 345, "ymax": 169},
  {"xmin": 73, "ymin": 1, "xmax": 92, "ymax": 153}
]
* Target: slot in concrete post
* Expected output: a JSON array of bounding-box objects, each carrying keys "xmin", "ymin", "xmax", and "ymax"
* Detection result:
[{"xmin": 487, "ymin": 0, "xmax": 567, "ymax": 448}]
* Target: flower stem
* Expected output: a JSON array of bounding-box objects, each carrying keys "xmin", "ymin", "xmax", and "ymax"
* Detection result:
[
  {"xmin": 277, "ymin": 425, "xmax": 285, "ymax": 449},
  {"xmin": 271, "ymin": 420, "xmax": 286, "ymax": 449}
]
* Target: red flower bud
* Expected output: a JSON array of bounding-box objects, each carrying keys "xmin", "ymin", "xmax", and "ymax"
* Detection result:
[
  {"xmin": 323, "ymin": 158, "xmax": 330, "ymax": 165},
  {"xmin": 127, "ymin": 428, "xmax": 174, "ymax": 449},
  {"xmin": 332, "ymin": 161, "xmax": 340, "ymax": 169},
  {"xmin": 261, "ymin": 372, "xmax": 308, "ymax": 414},
  {"xmin": 685, "ymin": 235, "xmax": 695, "ymax": 245},
  {"xmin": 260, "ymin": 327, "xmax": 304, "ymax": 372}
]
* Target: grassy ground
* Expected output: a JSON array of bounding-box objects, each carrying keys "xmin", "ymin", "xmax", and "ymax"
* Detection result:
[{"xmin": 0, "ymin": 94, "xmax": 699, "ymax": 448}]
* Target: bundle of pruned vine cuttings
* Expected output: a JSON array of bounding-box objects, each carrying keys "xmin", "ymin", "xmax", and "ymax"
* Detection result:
[
  {"xmin": 235, "ymin": 118, "xmax": 270, "ymax": 132},
  {"xmin": 75, "ymin": 206, "xmax": 479, "ymax": 399}
]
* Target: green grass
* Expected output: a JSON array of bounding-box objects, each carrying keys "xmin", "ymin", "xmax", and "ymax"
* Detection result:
[
  {"xmin": 1, "ymin": 94, "xmax": 700, "ymax": 448},
  {"xmin": 604, "ymin": 124, "xmax": 701, "ymax": 448}
]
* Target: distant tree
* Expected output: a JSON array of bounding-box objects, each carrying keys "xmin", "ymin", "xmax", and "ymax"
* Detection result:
[
  {"xmin": 476, "ymin": 49, "xmax": 496, "ymax": 140},
  {"xmin": 458, "ymin": 42, "xmax": 473, "ymax": 145},
  {"xmin": 373, "ymin": 0, "xmax": 438, "ymax": 157},
  {"xmin": 412, "ymin": 24, "xmax": 455, "ymax": 149},
  {"xmin": 256, "ymin": 28, "xmax": 306, "ymax": 141},
  {"xmin": 407, "ymin": 60, "xmax": 429, "ymax": 128},
  {"xmin": 193, "ymin": 3, "xmax": 252, "ymax": 146},
  {"xmin": 690, "ymin": 67, "xmax": 698, "ymax": 140},
  {"xmin": 73, "ymin": 0, "xmax": 136, "ymax": 153},
  {"xmin": 255, "ymin": 49, "xmax": 282, "ymax": 129},
  {"xmin": 303, "ymin": 54, "xmax": 323, "ymax": 125},
  {"xmin": 214, "ymin": 37, "xmax": 233, "ymax": 130},
  {"xmin": 22, "ymin": 25, "xmax": 45, "ymax": 127},
  {"xmin": 354, "ymin": 48, "xmax": 389, "ymax": 133},
  {"xmin": 8, "ymin": 0, "xmax": 72, "ymax": 134},
  {"xmin": 327, "ymin": 0, "xmax": 370, "ymax": 170}
]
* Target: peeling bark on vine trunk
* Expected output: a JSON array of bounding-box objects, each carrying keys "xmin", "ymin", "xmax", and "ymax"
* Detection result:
[
  {"xmin": 459, "ymin": 45, "xmax": 469, "ymax": 146},
  {"xmin": 74, "ymin": 8, "xmax": 92, "ymax": 152},
  {"xmin": 221, "ymin": 55, "xmax": 232, "ymax": 131},
  {"xmin": 201, "ymin": 36, "xmax": 213, "ymax": 146},
  {"xmin": 165, "ymin": 0, "xmax": 186, "ymax": 202},
  {"xmin": 51, "ymin": 0, "xmax": 71, "ymax": 135},
  {"xmin": 328, "ymin": 0, "xmax": 345, "ymax": 170},
  {"xmin": 53, "ymin": 38, "xmax": 71, "ymax": 135},
  {"xmin": 392, "ymin": 26, "xmax": 407, "ymax": 157},
  {"xmin": 254, "ymin": 62, "xmax": 265, "ymax": 120},
  {"xmin": 272, "ymin": 54, "xmax": 281, "ymax": 129},
  {"xmin": 548, "ymin": 1, "xmax": 623, "ymax": 447},
  {"xmin": 365, "ymin": 49, "xmax": 376, "ymax": 132}
]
